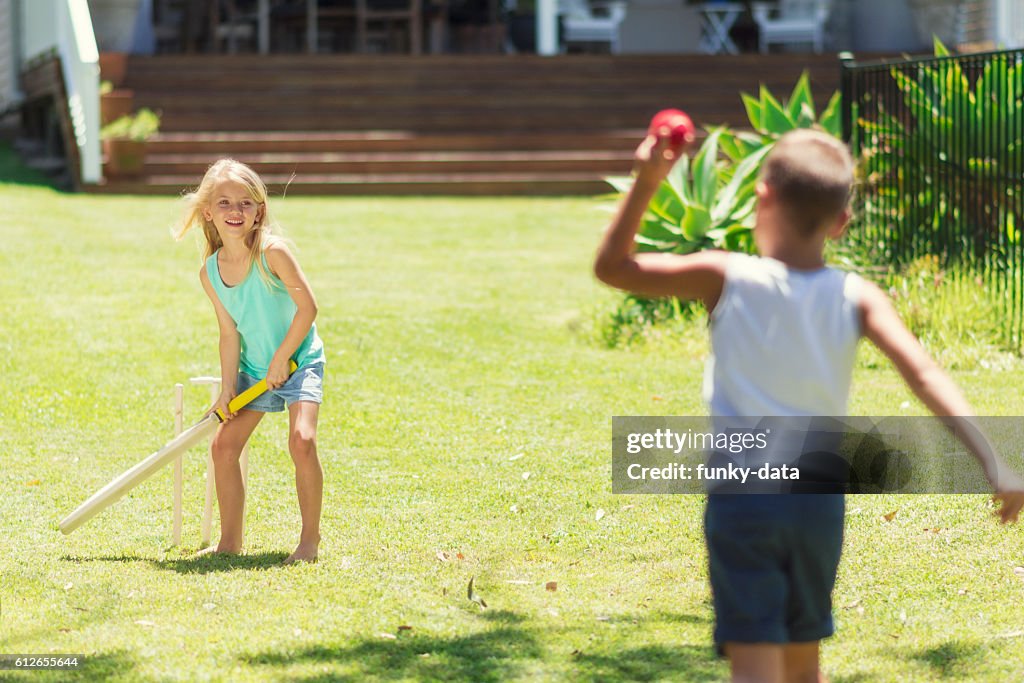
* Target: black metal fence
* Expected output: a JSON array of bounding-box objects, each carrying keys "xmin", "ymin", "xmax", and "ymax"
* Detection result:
[{"xmin": 840, "ymin": 48, "xmax": 1024, "ymax": 349}]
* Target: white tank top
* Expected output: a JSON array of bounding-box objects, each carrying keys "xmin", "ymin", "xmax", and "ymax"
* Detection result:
[{"xmin": 703, "ymin": 253, "xmax": 863, "ymax": 417}]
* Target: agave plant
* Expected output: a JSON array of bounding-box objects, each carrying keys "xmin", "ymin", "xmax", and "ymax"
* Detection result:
[
  {"xmin": 855, "ymin": 38, "xmax": 1024, "ymax": 263},
  {"xmin": 725, "ymin": 71, "xmax": 842, "ymax": 162},
  {"xmin": 607, "ymin": 129, "xmax": 769, "ymax": 255},
  {"xmin": 606, "ymin": 73, "xmax": 843, "ymax": 258}
]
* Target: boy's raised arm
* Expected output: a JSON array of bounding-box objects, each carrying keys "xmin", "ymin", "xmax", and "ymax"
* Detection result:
[
  {"xmin": 594, "ymin": 135, "xmax": 727, "ymax": 309},
  {"xmin": 860, "ymin": 280, "xmax": 1024, "ymax": 522}
]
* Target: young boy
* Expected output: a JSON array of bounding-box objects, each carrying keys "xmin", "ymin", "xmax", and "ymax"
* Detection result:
[{"xmin": 594, "ymin": 127, "xmax": 1024, "ymax": 683}]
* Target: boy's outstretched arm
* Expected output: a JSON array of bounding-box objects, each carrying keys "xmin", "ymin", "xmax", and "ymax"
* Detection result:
[
  {"xmin": 594, "ymin": 135, "xmax": 727, "ymax": 310},
  {"xmin": 860, "ymin": 280, "xmax": 1024, "ymax": 522}
]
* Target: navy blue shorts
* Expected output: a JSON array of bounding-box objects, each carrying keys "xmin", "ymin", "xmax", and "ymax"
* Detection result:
[{"xmin": 704, "ymin": 494, "xmax": 844, "ymax": 651}]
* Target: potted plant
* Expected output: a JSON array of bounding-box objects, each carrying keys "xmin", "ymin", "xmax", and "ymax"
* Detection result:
[
  {"xmin": 98, "ymin": 51, "xmax": 129, "ymax": 87},
  {"xmin": 100, "ymin": 80, "xmax": 135, "ymax": 125},
  {"xmin": 101, "ymin": 108, "xmax": 160, "ymax": 179}
]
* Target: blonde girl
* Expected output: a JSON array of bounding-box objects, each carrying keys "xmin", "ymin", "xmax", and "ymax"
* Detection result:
[{"xmin": 176, "ymin": 159, "xmax": 325, "ymax": 564}]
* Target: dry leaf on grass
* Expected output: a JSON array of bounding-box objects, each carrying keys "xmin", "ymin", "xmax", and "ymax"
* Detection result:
[
  {"xmin": 883, "ymin": 510, "xmax": 898, "ymax": 522},
  {"xmin": 468, "ymin": 576, "xmax": 488, "ymax": 609},
  {"xmin": 545, "ymin": 581, "xmax": 558, "ymax": 592}
]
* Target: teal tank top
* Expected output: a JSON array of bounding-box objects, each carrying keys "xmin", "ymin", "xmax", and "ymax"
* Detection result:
[{"xmin": 206, "ymin": 250, "xmax": 325, "ymax": 378}]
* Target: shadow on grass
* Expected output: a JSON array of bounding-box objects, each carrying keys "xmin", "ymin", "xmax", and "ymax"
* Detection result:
[
  {"xmin": 61, "ymin": 551, "xmax": 291, "ymax": 573},
  {"xmin": 155, "ymin": 551, "xmax": 291, "ymax": 574},
  {"xmin": 0, "ymin": 142, "xmax": 59, "ymax": 189},
  {"xmin": 830, "ymin": 674, "xmax": 875, "ymax": 683},
  {"xmin": 571, "ymin": 643, "xmax": 722, "ymax": 682},
  {"xmin": 241, "ymin": 610, "xmax": 540, "ymax": 683},
  {"xmin": 908, "ymin": 640, "xmax": 987, "ymax": 679},
  {"xmin": 0, "ymin": 651, "xmax": 136, "ymax": 682},
  {"xmin": 240, "ymin": 609, "xmax": 724, "ymax": 682}
]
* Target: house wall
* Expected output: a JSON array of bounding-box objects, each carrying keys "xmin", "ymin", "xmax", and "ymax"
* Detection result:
[
  {"xmin": 836, "ymin": 0, "xmax": 927, "ymax": 53},
  {"xmin": 21, "ymin": 0, "xmax": 61, "ymax": 60},
  {"xmin": 0, "ymin": 0, "xmax": 18, "ymax": 109},
  {"xmin": 992, "ymin": 0, "xmax": 1024, "ymax": 48},
  {"xmin": 618, "ymin": 0, "xmax": 702, "ymax": 54}
]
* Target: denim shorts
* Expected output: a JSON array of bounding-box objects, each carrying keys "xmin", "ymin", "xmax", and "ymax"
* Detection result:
[
  {"xmin": 704, "ymin": 494, "xmax": 845, "ymax": 652},
  {"xmin": 236, "ymin": 362, "xmax": 324, "ymax": 413}
]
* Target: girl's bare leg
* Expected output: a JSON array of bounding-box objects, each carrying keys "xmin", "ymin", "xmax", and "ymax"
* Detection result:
[
  {"xmin": 284, "ymin": 401, "xmax": 322, "ymax": 564},
  {"xmin": 204, "ymin": 409, "xmax": 264, "ymax": 554}
]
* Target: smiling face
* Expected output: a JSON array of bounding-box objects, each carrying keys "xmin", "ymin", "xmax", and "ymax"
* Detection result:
[{"xmin": 202, "ymin": 179, "xmax": 264, "ymax": 243}]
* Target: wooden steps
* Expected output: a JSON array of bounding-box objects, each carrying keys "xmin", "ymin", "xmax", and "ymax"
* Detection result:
[{"xmin": 89, "ymin": 54, "xmax": 843, "ymax": 196}]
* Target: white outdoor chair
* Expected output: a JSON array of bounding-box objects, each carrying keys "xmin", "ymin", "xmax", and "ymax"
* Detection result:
[
  {"xmin": 751, "ymin": 0, "xmax": 830, "ymax": 54},
  {"xmin": 560, "ymin": 0, "xmax": 628, "ymax": 54}
]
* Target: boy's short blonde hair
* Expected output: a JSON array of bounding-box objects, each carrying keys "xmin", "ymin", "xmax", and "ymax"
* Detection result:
[{"xmin": 759, "ymin": 129, "xmax": 854, "ymax": 237}]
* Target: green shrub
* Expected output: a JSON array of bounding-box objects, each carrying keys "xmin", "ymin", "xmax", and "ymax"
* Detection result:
[
  {"xmin": 855, "ymin": 39, "xmax": 1023, "ymax": 264},
  {"xmin": 100, "ymin": 108, "xmax": 161, "ymax": 141},
  {"xmin": 856, "ymin": 255, "xmax": 1016, "ymax": 370}
]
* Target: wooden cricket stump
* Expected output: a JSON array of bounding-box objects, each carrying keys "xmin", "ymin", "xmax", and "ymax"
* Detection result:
[{"xmin": 172, "ymin": 377, "xmax": 249, "ymax": 547}]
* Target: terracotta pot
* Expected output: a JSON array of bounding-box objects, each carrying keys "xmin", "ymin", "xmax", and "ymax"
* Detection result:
[
  {"xmin": 103, "ymin": 138, "xmax": 147, "ymax": 178},
  {"xmin": 100, "ymin": 89, "xmax": 134, "ymax": 125},
  {"xmin": 98, "ymin": 51, "xmax": 129, "ymax": 87}
]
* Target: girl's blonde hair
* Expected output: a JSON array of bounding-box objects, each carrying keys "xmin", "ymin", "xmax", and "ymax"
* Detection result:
[{"xmin": 175, "ymin": 158, "xmax": 281, "ymax": 289}]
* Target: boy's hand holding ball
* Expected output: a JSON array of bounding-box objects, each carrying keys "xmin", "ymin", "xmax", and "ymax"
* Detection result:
[
  {"xmin": 649, "ymin": 109, "xmax": 696, "ymax": 150},
  {"xmin": 635, "ymin": 109, "xmax": 696, "ymax": 184}
]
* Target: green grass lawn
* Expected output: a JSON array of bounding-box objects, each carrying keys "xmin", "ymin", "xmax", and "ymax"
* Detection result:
[{"xmin": 1, "ymin": 177, "xmax": 1023, "ymax": 682}]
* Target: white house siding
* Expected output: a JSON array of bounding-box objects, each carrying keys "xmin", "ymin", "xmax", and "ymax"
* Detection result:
[
  {"xmin": 0, "ymin": 0, "xmax": 18, "ymax": 110},
  {"xmin": 993, "ymin": 0, "xmax": 1024, "ymax": 48}
]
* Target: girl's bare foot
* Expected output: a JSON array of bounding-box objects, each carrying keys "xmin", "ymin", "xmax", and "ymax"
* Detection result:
[
  {"xmin": 284, "ymin": 542, "xmax": 319, "ymax": 565},
  {"xmin": 194, "ymin": 544, "xmax": 242, "ymax": 559}
]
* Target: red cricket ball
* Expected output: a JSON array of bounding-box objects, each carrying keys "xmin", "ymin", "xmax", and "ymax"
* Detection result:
[{"xmin": 648, "ymin": 109, "xmax": 696, "ymax": 148}]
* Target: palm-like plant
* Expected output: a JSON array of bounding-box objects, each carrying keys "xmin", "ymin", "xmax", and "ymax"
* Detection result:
[
  {"xmin": 855, "ymin": 39, "xmax": 1024, "ymax": 263},
  {"xmin": 607, "ymin": 73, "xmax": 843, "ymax": 259}
]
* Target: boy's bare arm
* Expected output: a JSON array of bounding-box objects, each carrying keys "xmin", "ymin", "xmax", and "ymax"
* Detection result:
[
  {"xmin": 594, "ymin": 135, "xmax": 727, "ymax": 309},
  {"xmin": 860, "ymin": 280, "xmax": 1024, "ymax": 522}
]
